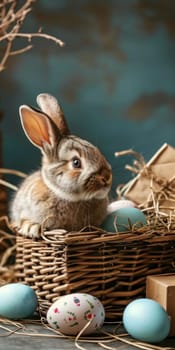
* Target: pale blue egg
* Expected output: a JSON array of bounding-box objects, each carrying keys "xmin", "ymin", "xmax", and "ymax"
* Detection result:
[
  {"xmin": 102, "ymin": 207, "xmax": 147, "ymax": 232},
  {"xmin": 0, "ymin": 283, "xmax": 38, "ymax": 319},
  {"xmin": 123, "ymin": 298, "xmax": 171, "ymax": 343}
]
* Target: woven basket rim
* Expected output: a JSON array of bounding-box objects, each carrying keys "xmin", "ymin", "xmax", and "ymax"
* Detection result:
[{"xmin": 15, "ymin": 225, "xmax": 175, "ymax": 244}]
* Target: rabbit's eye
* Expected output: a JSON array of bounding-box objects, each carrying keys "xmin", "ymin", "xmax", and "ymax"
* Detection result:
[{"xmin": 72, "ymin": 157, "xmax": 81, "ymax": 169}]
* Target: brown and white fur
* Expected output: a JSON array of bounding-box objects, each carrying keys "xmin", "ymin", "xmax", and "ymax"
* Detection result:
[{"xmin": 10, "ymin": 93, "xmax": 112, "ymax": 237}]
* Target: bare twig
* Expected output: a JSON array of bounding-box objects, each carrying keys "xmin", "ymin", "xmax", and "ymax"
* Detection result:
[
  {"xmin": 0, "ymin": 0, "xmax": 64, "ymax": 72},
  {"xmin": 9, "ymin": 44, "xmax": 33, "ymax": 55},
  {"xmin": 0, "ymin": 31, "xmax": 65, "ymax": 46}
]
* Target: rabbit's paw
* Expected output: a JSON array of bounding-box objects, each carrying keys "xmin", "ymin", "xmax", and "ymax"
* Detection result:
[{"xmin": 18, "ymin": 220, "xmax": 41, "ymax": 238}]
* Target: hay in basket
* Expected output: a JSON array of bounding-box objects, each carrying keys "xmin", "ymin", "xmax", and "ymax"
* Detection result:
[
  {"xmin": 0, "ymin": 169, "xmax": 27, "ymax": 285},
  {"xmin": 14, "ymin": 144, "xmax": 175, "ymax": 320}
]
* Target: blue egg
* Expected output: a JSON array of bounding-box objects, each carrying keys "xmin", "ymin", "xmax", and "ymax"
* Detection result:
[
  {"xmin": 123, "ymin": 298, "xmax": 171, "ymax": 343},
  {"xmin": 102, "ymin": 207, "xmax": 147, "ymax": 232},
  {"xmin": 0, "ymin": 283, "xmax": 38, "ymax": 319}
]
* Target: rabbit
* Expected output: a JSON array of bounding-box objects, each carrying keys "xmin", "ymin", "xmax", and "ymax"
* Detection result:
[{"xmin": 10, "ymin": 93, "xmax": 112, "ymax": 238}]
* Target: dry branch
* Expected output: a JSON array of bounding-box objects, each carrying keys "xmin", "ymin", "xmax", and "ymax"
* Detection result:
[{"xmin": 0, "ymin": 0, "xmax": 64, "ymax": 72}]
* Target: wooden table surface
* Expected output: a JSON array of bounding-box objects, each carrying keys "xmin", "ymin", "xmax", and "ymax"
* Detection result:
[{"xmin": 1, "ymin": 321, "xmax": 175, "ymax": 350}]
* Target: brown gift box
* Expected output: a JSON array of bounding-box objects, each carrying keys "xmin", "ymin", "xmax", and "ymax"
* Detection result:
[
  {"xmin": 123, "ymin": 143, "xmax": 175, "ymax": 212},
  {"xmin": 146, "ymin": 275, "xmax": 175, "ymax": 336}
]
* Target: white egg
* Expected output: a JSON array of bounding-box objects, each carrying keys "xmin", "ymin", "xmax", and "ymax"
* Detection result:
[
  {"xmin": 107, "ymin": 200, "xmax": 136, "ymax": 214},
  {"xmin": 47, "ymin": 293, "xmax": 105, "ymax": 335}
]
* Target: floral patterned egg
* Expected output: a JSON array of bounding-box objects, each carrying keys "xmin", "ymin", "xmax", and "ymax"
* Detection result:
[{"xmin": 47, "ymin": 293, "xmax": 105, "ymax": 335}]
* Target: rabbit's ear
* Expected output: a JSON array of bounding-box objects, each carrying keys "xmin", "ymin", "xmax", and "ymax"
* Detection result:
[
  {"xmin": 36, "ymin": 93, "xmax": 70, "ymax": 135},
  {"xmin": 19, "ymin": 105, "xmax": 61, "ymax": 150}
]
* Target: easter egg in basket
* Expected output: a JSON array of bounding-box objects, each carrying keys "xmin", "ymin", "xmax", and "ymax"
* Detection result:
[{"xmin": 102, "ymin": 207, "xmax": 147, "ymax": 232}]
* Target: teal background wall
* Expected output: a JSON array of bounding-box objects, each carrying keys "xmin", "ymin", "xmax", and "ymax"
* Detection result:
[{"xmin": 1, "ymin": 0, "xmax": 175, "ymax": 197}]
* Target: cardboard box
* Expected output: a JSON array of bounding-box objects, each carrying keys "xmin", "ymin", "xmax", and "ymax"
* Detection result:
[
  {"xmin": 146, "ymin": 274, "xmax": 175, "ymax": 336},
  {"xmin": 123, "ymin": 143, "xmax": 175, "ymax": 213}
]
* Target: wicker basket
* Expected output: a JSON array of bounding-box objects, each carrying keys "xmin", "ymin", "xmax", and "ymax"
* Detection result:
[{"xmin": 15, "ymin": 226, "xmax": 175, "ymax": 319}]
